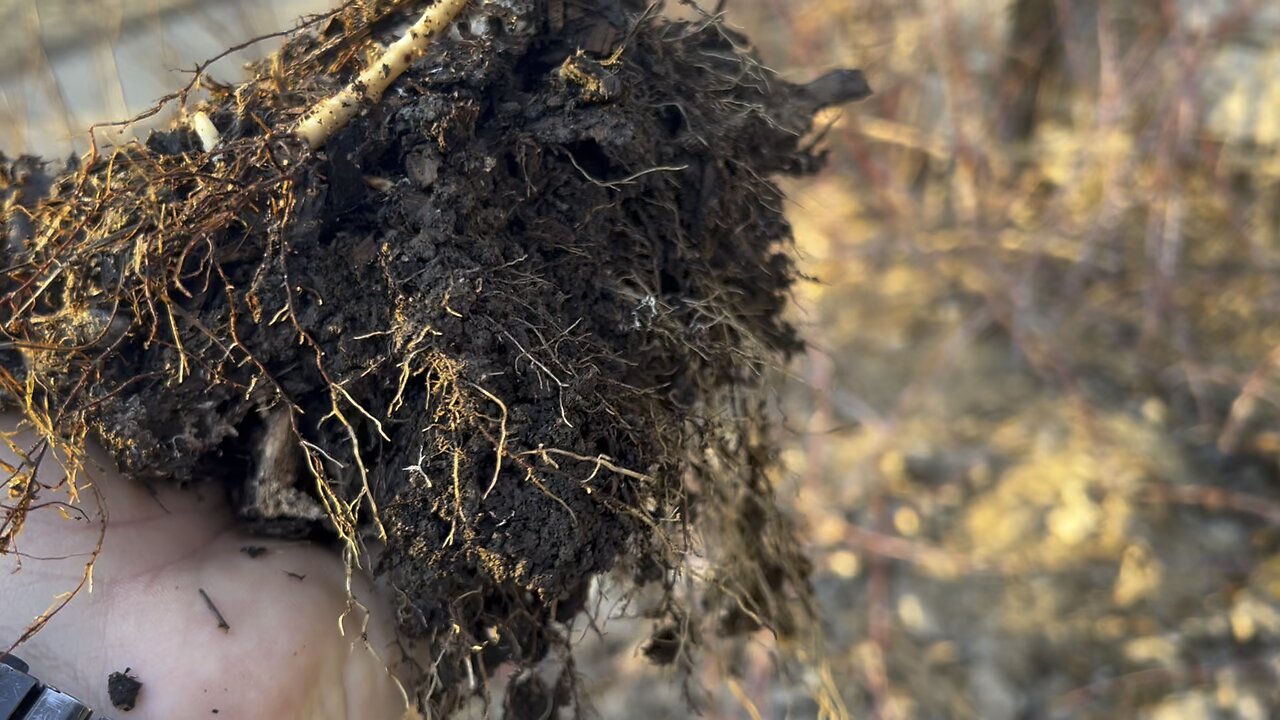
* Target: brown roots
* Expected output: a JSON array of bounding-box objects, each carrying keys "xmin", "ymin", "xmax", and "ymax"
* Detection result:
[{"xmin": 1, "ymin": 0, "xmax": 866, "ymax": 714}]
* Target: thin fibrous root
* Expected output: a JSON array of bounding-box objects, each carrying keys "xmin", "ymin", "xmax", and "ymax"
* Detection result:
[{"xmin": 293, "ymin": 0, "xmax": 470, "ymax": 150}]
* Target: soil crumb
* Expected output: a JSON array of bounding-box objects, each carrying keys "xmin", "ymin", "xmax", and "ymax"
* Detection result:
[
  {"xmin": 1, "ymin": 0, "xmax": 867, "ymax": 714},
  {"xmin": 108, "ymin": 668, "xmax": 142, "ymax": 711}
]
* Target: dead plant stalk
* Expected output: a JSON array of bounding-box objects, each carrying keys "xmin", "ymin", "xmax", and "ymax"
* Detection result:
[{"xmin": 294, "ymin": 0, "xmax": 470, "ymax": 149}]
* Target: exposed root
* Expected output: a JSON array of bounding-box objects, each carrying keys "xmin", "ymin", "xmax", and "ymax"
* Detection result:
[{"xmin": 294, "ymin": 0, "xmax": 471, "ymax": 149}]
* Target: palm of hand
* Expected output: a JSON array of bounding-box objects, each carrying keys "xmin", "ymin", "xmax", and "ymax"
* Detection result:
[{"xmin": 0, "ymin": 419, "xmax": 419, "ymax": 720}]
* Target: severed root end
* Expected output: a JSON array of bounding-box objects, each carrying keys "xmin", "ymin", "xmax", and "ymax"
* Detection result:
[
  {"xmin": 799, "ymin": 69, "xmax": 873, "ymax": 109},
  {"xmin": 294, "ymin": 0, "xmax": 471, "ymax": 150},
  {"xmin": 191, "ymin": 111, "xmax": 221, "ymax": 152}
]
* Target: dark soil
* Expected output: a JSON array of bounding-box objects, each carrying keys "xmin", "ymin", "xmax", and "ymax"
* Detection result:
[
  {"xmin": 0, "ymin": 0, "xmax": 867, "ymax": 714},
  {"xmin": 107, "ymin": 668, "xmax": 143, "ymax": 711}
]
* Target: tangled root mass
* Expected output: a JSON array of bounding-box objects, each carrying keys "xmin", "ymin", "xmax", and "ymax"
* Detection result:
[{"xmin": 1, "ymin": 0, "xmax": 867, "ymax": 713}]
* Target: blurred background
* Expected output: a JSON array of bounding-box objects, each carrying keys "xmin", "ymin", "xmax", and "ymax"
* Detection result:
[
  {"xmin": 6, "ymin": 0, "xmax": 1280, "ymax": 718},
  {"xmin": 0, "ymin": 0, "xmax": 316, "ymax": 155}
]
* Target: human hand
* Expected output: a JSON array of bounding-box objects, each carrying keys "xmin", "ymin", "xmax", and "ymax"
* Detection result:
[{"xmin": 0, "ymin": 415, "xmax": 423, "ymax": 719}]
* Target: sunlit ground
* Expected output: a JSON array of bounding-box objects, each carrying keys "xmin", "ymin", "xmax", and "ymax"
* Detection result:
[
  {"xmin": 748, "ymin": 1, "xmax": 1280, "ymax": 718},
  {"xmin": 7, "ymin": 1, "xmax": 1280, "ymax": 718}
]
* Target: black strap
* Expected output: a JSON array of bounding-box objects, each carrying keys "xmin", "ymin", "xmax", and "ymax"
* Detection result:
[
  {"xmin": 0, "ymin": 662, "xmax": 40, "ymax": 719},
  {"xmin": 0, "ymin": 660, "xmax": 103, "ymax": 720}
]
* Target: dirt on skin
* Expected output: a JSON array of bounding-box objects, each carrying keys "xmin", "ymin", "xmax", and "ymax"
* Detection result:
[
  {"xmin": 0, "ymin": 0, "xmax": 867, "ymax": 714},
  {"xmin": 107, "ymin": 668, "xmax": 143, "ymax": 711}
]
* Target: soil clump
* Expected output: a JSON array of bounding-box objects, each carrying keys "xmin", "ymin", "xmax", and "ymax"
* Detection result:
[{"xmin": 0, "ymin": 0, "xmax": 867, "ymax": 713}]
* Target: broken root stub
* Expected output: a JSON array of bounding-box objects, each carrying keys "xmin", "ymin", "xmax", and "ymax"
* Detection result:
[{"xmin": 1, "ymin": 0, "xmax": 867, "ymax": 714}]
